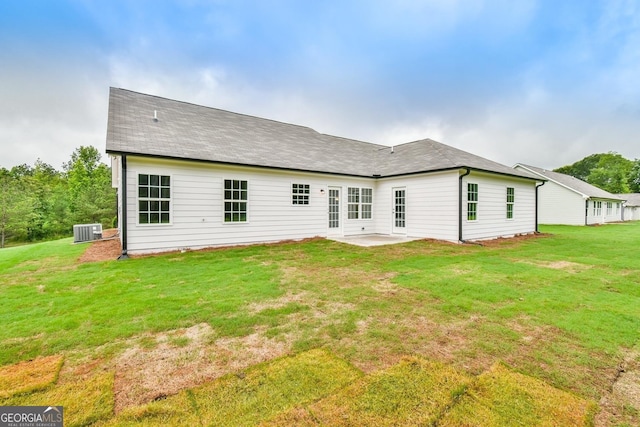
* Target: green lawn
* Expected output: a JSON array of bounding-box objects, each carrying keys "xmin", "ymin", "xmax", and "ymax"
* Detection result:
[{"xmin": 0, "ymin": 223, "xmax": 639, "ymax": 425}]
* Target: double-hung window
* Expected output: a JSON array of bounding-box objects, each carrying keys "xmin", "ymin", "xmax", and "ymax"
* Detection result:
[
  {"xmin": 606, "ymin": 202, "xmax": 612, "ymax": 215},
  {"xmin": 361, "ymin": 188, "xmax": 373, "ymax": 219},
  {"xmin": 593, "ymin": 201, "xmax": 602, "ymax": 216},
  {"xmin": 224, "ymin": 179, "xmax": 247, "ymax": 222},
  {"xmin": 348, "ymin": 188, "xmax": 359, "ymax": 219},
  {"xmin": 347, "ymin": 187, "xmax": 373, "ymax": 219},
  {"xmin": 467, "ymin": 183, "xmax": 478, "ymax": 221},
  {"xmin": 506, "ymin": 187, "xmax": 515, "ymax": 219},
  {"xmin": 138, "ymin": 174, "xmax": 170, "ymax": 224}
]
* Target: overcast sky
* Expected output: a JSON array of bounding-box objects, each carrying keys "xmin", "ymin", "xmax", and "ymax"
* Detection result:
[{"xmin": 1, "ymin": 0, "xmax": 639, "ymax": 170}]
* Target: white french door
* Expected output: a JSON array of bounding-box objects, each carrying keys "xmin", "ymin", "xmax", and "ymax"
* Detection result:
[
  {"xmin": 328, "ymin": 187, "xmax": 342, "ymax": 235},
  {"xmin": 392, "ymin": 187, "xmax": 406, "ymax": 234}
]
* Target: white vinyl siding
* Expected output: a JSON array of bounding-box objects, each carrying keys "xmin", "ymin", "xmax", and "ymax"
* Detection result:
[
  {"xmin": 376, "ymin": 171, "xmax": 460, "ymax": 241},
  {"xmin": 121, "ymin": 157, "xmax": 538, "ymax": 253},
  {"xmin": 123, "ymin": 157, "xmax": 378, "ymax": 253},
  {"xmin": 461, "ymin": 172, "xmax": 536, "ymax": 241},
  {"xmin": 521, "ymin": 174, "xmax": 587, "ymax": 225}
]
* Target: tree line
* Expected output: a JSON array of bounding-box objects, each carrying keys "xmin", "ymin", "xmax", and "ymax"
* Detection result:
[
  {"xmin": 554, "ymin": 152, "xmax": 640, "ymax": 194},
  {"xmin": 0, "ymin": 146, "xmax": 116, "ymax": 248}
]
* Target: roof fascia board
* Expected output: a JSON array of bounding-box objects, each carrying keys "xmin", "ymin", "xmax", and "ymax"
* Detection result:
[
  {"xmin": 106, "ymin": 150, "xmax": 375, "ymax": 179},
  {"xmin": 107, "ymin": 150, "xmax": 543, "ymax": 182}
]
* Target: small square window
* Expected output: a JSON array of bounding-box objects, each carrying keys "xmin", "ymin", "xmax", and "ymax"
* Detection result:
[{"xmin": 292, "ymin": 183, "xmax": 310, "ymax": 205}]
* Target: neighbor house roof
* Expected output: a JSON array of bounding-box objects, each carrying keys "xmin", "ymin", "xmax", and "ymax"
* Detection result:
[
  {"xmin": 106, "ymin": 88, "xmax": 539, "ymax": 181},
  {"xmin": 515, "ymin": 164, "xmax": 625, "ymax": 201},
  {"xmin": 614, "ymin": 193, "xmax": 640, "ymax": 206}
]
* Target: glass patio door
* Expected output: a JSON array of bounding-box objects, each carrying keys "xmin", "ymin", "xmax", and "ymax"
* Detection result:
[{"xmin": 392, "ymin": 187, "xmax": 406, "ymax": 234}]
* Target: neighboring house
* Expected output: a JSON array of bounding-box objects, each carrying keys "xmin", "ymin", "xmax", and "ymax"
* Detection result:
[
  {"xmin": 106, "ymin": 88, "xmax": 542, "ymax": 256},
  {"xmin": 614, "ymin": 193, "xmax": 640, "ymax": 221},
  {"xmin": 513, "ymin": 164, "xmax": 625, "ymax": 225}
]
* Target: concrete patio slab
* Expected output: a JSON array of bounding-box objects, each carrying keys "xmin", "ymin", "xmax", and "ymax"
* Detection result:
[{"xmin": 327, "ymin": 234, "xmax": 422, "ymax": 247}]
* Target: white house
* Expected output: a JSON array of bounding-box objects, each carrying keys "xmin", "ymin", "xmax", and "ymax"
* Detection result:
[
  {"xmin": 615, "ymin": 193, "xmax": 640, "ymax": 221},
  {"xmin": 513, "ymin": 164, "xmax": 625, "ymax": 225},
  {"xmin": 106, "ymin": 88, "xmax": 542, "ymax": 256}
]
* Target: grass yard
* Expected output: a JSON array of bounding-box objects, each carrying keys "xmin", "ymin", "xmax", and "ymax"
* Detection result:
[{"xmin": 0, "ymin": 223, "xmax": 639, "ymax": 425}]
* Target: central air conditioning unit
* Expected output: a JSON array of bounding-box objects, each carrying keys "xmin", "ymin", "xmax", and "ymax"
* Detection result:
[{"xmin": 73, "ymin": 223, "xmax": 103, "ymax": 243}]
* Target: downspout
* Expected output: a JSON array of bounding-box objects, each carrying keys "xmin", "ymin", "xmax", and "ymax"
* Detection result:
[
  {"xmin": 584, "ymin": 199, "xmax": 589, "ymax": 226},
  {"xmin": 118, "ymin": 155, "xmax": 129, "ymax": 260},
  {"xmin": 535, "ymin": 181, "xmax": 545, "ymax": 232},
  {"xmin": 458, "ymin": 168, "xmax": 471, "ymax": 242}
]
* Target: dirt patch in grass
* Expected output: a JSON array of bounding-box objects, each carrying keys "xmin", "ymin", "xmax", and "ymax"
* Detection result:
[
  {"xmin": 515, "ymin": 258, "xmax": 592, "ymax": 273},
  {"xmin": 113, "ymin": 323, "xmax": 291, "ymax": 412},
  {"xmin": 247, "ymin": 291, "xmax": 311, "ymax": 313},
  {"xmin": 474, "ymin": 232, "xmax": 552, "ymax": 248},
  {"xmin": 78, "ymin": 229, "xmax": 121, "ymax": 263},
  {"xmin": 0, "ymin": 355, "xmax": 63, "ymax": 398},
  {"xmin": 595, "ymin": 348, "xmax": 640, "ymax": 426}
]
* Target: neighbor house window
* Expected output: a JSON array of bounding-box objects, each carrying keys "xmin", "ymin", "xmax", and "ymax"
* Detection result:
[
  {"xmin": 224, "ymin": 179, "xmax": 247, "ymax": 222},
  {"xmin": 292, "ymin": 183, "xmax": 310, "ymax": 205},
  {"xmin": 138, "ymin": 174, "xmax": 170, "ymax": 224},
  {"xmin": 467, "ymin": 183, "xmax": 478, "ymax": 221},
  {"xmin": 606, "ymin": 202, "xmax": 613, "ymax": 215},
  {"xmin": 616, "ymin": 203, "xmax": 620, "ymax": 214},
  {"xmin": 347, "ymin": 187, "xmax": 373, "ymax": 219},
  {"xmin": 593, "ymin": 201, "xmax": 602, "ymax": 216},
  {"xmin": 506, "ymin": 187, "xmax": 515, "ymax": 219}
]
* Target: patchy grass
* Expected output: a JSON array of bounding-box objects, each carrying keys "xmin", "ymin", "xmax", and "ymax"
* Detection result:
[
  {"xmin": 0, "ymin": 223, "xmax": 639, "ymax": 424},
  {"xmin": 1, "ymin": 372, "xmax": 114, "ymax": 427},
  {"xmin": 266, "ymin": 356, "xmax": 471, "ymax": 426},
  {"xmin": 0, "ymin": 238, "xmax": 282, "ymax": 365},
  {"xmin": 439, "ymin": 362, "xmax": 596, "ymax": 426},
  {"xmin": 0, "ymin": 355, "xmax": 63, "ymax": 397},
  {"xmin": 107, "ymin": 349, "xmax": 361, "ymax": 426}
]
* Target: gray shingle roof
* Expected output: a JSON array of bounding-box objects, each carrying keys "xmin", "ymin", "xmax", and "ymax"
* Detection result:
[
  {"xmin": 614, "ymin": 193, "xmax": 640, "ymax": 206},
  {"xmin": 106, "ymin": 88, "xmax": 539, "ymax": 180},
  {"xmin": 515, "ymin": 164, "xmax": 625, "ymax": 201}
]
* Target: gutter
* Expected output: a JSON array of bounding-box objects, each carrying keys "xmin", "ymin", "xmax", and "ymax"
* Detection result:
[
  {"xmin": 118, "ymin": 155, "xmax": 129, "ymax": 260},
  {"xmin": 535, "ymin": 181, "xmax": 545, "ymax": 232},
  {"xmin": 105, "ymin": 150, "xmax": 540, "ymax": 182},
  {"xmin": 459, "ymin": 168, "xmax": 471, "ymax": 242}
]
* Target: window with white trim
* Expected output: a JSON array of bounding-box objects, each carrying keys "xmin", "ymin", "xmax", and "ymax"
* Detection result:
[
  {"xmin": 138, "ymin": 174, "xmax": 170, "ymax": 224},
  {"xmin": 224, "ymin": 179, "xmax": 247, "ymax": 222},
  {"xmin": 292, "ymin": 183, "xmax": 310, "ymax": 205},
  {"xmin": 606, "ymin": 202, "xmax": 612, "ymax": 215},
  {"xmin": 361, "ymin": 188, "xmax": 373, "ymax": 219},
  {"xmin": 348, "ymin": 187, "xmax": 359, "ymax": 219},
  {"xmin": 347, "ymin": 187, "xmax": 373, "ymax": 219},
  {"xmin": 467, "ymin": 183, "xmax": 478, "ymax": 221},
  {"xmin": 506, "ymin": 187, "xmax": 514, "ymax": 219},
  {"xmin": 593, "ymin": 201, "xmax": 602, "ymax": 216}
]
